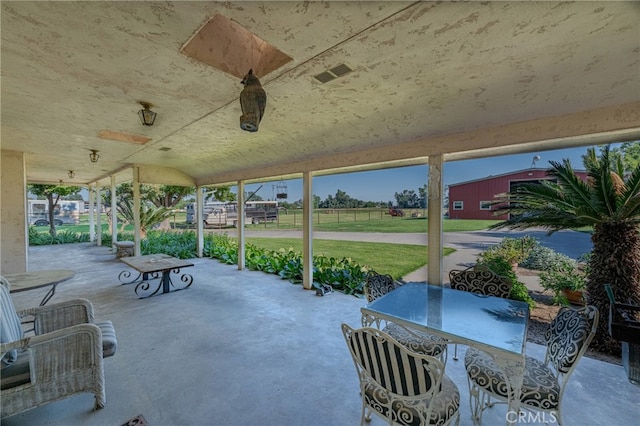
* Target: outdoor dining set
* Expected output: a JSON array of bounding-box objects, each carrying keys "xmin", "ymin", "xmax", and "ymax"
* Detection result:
[{"xmin": 342, "ymin": 269, "xmax": 599, "ymax": 426}]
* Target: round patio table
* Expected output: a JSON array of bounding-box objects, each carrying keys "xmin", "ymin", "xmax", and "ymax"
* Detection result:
[{"xmin": 3, "ymin": 269, "xmax": 75, "ymax": 306}]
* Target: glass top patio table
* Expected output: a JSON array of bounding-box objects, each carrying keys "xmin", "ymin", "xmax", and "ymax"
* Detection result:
[
  {"xmin": 361, "ymin": 282, "xmax": 529, "ymax": 355},
  {"xmin": 361, "ymin": 282, "xmax": 530, "ymax": 425}
]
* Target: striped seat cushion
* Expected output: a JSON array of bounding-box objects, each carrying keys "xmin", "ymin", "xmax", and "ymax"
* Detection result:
[
  {"xmin": 96, "ymin": 321, "xmax": 117, "ymax": 358},
  {"xmin": 1, "ymin": 283, "xmax": 24, "ymax": 368}
]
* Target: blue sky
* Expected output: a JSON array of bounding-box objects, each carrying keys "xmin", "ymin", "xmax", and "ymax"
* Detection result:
[{"xmin": 243, "ymin": 144, "xmax": 621, "ymax": 204}]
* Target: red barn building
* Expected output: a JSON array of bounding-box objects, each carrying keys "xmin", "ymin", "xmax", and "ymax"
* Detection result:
[{"xmin": 448, "ymin": 168, "xmax": 588, "ymax": 220}]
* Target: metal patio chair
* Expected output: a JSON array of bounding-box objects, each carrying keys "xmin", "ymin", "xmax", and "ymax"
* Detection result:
[
  {"xmin": 464, "ymin": 305, "xmax": 598, "ymax": 425},
  {"xmin": 342, "ymin": 324, "xmax": 460, "ymax": 426},
  {"xmin": 448, "ymin": 265, "xmax": 513, "ymax": 360}
]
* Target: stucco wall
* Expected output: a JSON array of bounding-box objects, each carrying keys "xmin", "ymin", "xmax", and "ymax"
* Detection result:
[{"xmin": 1, "ymin": 150, "xmax": 28, "ymax": 273}]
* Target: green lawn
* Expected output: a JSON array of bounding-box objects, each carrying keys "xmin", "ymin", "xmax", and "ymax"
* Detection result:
[{"xmin": 245, "ymin": 237, "xmax": 455, "ymax": 279}]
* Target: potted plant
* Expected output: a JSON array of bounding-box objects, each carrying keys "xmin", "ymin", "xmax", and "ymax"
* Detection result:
[{"xmin": 539, "ymin": 258, "xmax": 587, "ymax": 305}]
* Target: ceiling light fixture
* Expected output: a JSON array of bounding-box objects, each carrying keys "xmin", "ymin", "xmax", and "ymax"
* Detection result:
[
  {"xmin": 138, "ymin": 101, "xmax": 157, "ymax": 126},
  {"xmin": 89, "ymin": 149, "xmax": 100, "ymax": 163},
  {"xmin": 68, "ymin": 170, "xmax": 75, "ymax": 179}
]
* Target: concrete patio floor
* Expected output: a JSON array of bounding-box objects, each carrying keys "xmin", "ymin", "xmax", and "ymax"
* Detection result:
[{"xmin": 3, "ymin": 242, "xmax": 638, "ymax": 426}]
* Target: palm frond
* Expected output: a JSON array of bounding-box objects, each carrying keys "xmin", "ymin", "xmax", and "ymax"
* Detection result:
[
  {"xmin": 586, "ymin": 146, "xmax": 620, "ymax": 216},
  {"xmin": 620, "ymin": 163, "xmax": 640, "ymax": 207},
  {"xmin": 616, "ymin": 193, "xmax": 640, "ymax": 224},
  {"xmin": 547, "ymin": 159, "xmax": 595, "ymax": 209},
  {"xmin": 116, "ymin": 198, "xmax": 172, "ymax": 233}
]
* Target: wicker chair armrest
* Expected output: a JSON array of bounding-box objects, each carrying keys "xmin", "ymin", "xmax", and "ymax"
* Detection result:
[
  {"xmin": 1, "ymin": 323, "xmax": 103, "ymax": 376},
  {"xmin": 17, "ymin": 299, "xmax": 95, "ymax": 334}
]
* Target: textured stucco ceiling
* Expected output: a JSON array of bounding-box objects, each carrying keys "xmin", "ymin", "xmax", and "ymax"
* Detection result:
[{"xmin": 1, "ymin": 1, "xmax": 639, "ymax": 187}]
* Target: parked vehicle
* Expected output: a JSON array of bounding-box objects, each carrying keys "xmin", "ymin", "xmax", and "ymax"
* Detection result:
[
  {"xmin": 388, "ymin": 207, "xmax": 405, "ymax": 217},
  {"xmin": 186, "ymin": 201, "xmax": 279, "ymax": 227},
  {"xmin": 28, "ymin": 200, "xmax": 82, "ymax": 226}
]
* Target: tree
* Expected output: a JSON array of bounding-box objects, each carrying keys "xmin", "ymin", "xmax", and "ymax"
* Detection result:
[
  {"xmin": 620, "ymin": 141, "xmax": 640, "ymax": 172},
  {"xmin": 418, "ymin": 184, "xmax": 428, "ymax": 209},
  {"xmin": 394, "ymin": 189, "xmax": 420, "ymax": 208},
  {"xmin": 147, "ymin": 185, "xmax": 194, "ymax": 208},
  {"xmin": 490, "ymin": 145, "xmax": 640, "ymax": 354},
  {"xmin": 245, "ymin": 192, "xmax": 264, "ymax": 202},
  {"xmin": 103, "ymin": 183, "xmax": 194, "ymax": 208},
  {"xmin": 28, "ymin": 184, "xmax": 81, "ymax": 237},
  {"xmin": 205, "ymin": 186, "xmax": 236, "ymax": 203}
]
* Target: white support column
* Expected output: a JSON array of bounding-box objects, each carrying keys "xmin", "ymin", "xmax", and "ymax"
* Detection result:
[
  {"xmin": 133, "ymin": 167, "xmax": 141, "ymax": 256},
  {"xmin": 0, "ymin": 150, "xmax": 28, "ymax": 273},
  {"xmin": 89, "ymin": 185, "xmax": 95, "ymax": 243},
  {"xmin": 237, "ymin": 181, "xmax": 245, "ymax": 270},
  {"xmin": 111, "ymin": 176, "xmax": 118, "ymax": 245},
  {"xmin": 302, "ymin": 172, "xmax": 313, "ymax": 290},
  {"xmin": 196, "ymin": 185, "xmax": 204, "ymax": 258},
  {"xmin": 96, "ymin": 186, "xmax": 102, "ymax": 246},
  {"xmin": 427, "ymin": 154, "xmax": 444, "ymax": 285}
]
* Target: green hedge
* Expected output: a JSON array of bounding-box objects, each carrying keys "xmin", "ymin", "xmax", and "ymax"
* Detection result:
[{"xmin": 205, "ymin": 233, "xmax": 369, "ymax": 295}]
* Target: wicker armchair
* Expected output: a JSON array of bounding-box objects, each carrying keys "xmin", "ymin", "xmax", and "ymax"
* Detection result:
[{"xmin": 0, "ymin": 281, "xmax": 116, "ymax": 419}]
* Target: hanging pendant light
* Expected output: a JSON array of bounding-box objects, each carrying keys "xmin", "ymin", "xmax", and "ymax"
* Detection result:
[
  {"xmin": 89, "ymin": 149, "xmax": 100, "ymax": 163},
  {"xmin": 239, "ymin": 69, "xmax": 266, "ymax": 132},
  {"xmin": 138, "ymin": 101, "xmax": 157, "ymax": 126}
]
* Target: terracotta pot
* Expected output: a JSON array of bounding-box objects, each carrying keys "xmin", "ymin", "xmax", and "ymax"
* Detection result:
[{"xmin": 562, "ymin": 289, "xmax": 585, "ymax": 305}]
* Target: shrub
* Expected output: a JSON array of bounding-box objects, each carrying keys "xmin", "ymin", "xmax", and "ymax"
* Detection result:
[
  {"xmin": 479, "ymin": 236, "xmax": 538, "ymax": 266},
  {"xmin": 29, "ymin": 227, "xmax": 92, "ymax": 245},
  {"xmin": 520, "ymin": 245, "xmax": 573, "ymax": 271},
  {"xmin": 477, "ymin": 246, "xmax": 535, "ymax": 309},
  {"xmin": 141, "ymin": 230, "xmax": 197, "ymax": 258}
]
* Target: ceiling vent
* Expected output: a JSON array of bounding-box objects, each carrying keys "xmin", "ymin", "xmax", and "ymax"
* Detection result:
[{"xmin": 313, "ymin": 63, "xmax": 353, "ymax": 84}]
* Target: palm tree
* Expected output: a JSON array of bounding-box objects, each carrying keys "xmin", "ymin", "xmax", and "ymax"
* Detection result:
[
  {"xmin": 490, "ymin": 146, "xmax": 640, "ymax": 354},
  {"xmin": 116, "ymin": 198, "xmax": 173, "ymax": 239}
]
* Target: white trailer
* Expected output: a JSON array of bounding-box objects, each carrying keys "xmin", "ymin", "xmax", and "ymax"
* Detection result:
[
  {"xmin": 186, "ymin": 201, "xmax": 278, "ymax": 227},
  {"xmin": 28, "ymin": 199, "xmax": 82, "ymax": 226}
]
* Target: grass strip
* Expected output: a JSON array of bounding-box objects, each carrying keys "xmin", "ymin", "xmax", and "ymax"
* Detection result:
[{"xmin": 246, "ymin": 237, "xmax": 455, "ymax": 279}]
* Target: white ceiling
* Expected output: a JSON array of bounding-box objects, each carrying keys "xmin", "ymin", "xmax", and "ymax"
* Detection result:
[{"xmin": 2, "ymin": 1, "xmax": 639, "ymax": 188}]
